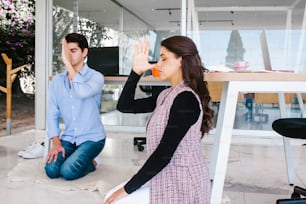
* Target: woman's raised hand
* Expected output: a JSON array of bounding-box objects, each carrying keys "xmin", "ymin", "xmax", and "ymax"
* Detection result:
[{"xmin": 132, "ymin": 39, "xmax": 155, "ymax": 75}]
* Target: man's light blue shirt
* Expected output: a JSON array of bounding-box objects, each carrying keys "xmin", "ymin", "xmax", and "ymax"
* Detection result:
[{"xmin": 47, "ymin": 64, "xmax": 106, "ymax": 145}]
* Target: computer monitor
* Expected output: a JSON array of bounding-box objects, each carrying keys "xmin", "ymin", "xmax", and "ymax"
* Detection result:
[{"xmin": 87, "ymin": 46, "xmax": 120, "ymax": 76}]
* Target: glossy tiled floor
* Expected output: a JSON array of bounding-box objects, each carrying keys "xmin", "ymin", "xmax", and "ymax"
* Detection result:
[{"xmin": 1, "ymin": 127, "xmax": 306, "ymax": 204}]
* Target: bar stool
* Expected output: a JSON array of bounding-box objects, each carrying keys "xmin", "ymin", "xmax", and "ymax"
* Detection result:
[{"xmin": 272, "ymin": 118, "xmax": 306, "ymax": 199}]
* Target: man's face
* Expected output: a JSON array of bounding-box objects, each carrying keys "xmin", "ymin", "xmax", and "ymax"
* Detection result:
[{"xmin": 65, "ymin": 42, "xmax": 88, "ymax": 67}]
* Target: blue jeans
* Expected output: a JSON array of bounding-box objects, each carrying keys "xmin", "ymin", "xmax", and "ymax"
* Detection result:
[{"xmin": 45, "ymin": 139, "xmax": 105, "ymax": 180}]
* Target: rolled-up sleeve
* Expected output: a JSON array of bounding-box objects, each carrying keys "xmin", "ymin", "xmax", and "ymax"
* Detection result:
[
  {"xmin": 71, "ymin": 72, "xmax": 104, "ymax": 99},
  {"xmin": 47, "ymin": 81, "xmax": 61, "ymax": 139}
]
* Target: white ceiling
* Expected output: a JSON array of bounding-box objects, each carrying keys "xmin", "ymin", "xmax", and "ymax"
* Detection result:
[{"xmin": 54, "ymin": 0, "xmax": 306, "ymax": 31}]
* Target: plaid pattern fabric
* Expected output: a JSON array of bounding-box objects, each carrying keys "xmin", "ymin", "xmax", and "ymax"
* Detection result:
[{"xmin": 146, "ymin": 81, "xmax": 211, "ymax": 204}]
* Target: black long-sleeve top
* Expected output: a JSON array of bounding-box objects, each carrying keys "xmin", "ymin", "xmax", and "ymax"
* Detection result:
[{"xmin": 117, "ymin": 70, "xmax": 200, "ymax": 194}]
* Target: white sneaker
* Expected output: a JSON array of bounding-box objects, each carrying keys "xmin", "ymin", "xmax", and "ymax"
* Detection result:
[
  {"xmin": 18, "ymin": 142, "xmax": 44, "ymax": 159},
  {"xmin": 17, "ymin": 142, "xmax": 38, "ymax": 157}
]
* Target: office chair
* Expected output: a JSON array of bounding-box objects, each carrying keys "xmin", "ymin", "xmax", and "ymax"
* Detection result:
[
  {"xmin": 272, "ymin": 118, "xmax": 306, "ymax": 201},
  {"xmin": 134, "ymin": 85, "xmax": 168, "ymax": 152},
  {"xmin": 132, "ymin": 67, "xmax": 168, "ymax": 152},
  {"xmin": 276, "ymin": 186, "xmax": 306, "ymax": 203},
  {"xmin": 133, "ymin": 136, "xmax": 146, "ymax": 152}
]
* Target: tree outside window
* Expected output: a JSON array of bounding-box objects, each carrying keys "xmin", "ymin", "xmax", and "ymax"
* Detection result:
[{"xmin": 0, "ymin": 0, "xmax": 35, "ymax": 66}]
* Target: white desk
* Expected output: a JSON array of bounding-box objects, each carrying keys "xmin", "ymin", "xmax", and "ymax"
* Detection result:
[
  {"xmin": 105, "ymin": 72, "xmax": 306, "ymax": 204},
  {"xmin": 205, "ymin": 72, "xmax": 306, "ymax": 204}
]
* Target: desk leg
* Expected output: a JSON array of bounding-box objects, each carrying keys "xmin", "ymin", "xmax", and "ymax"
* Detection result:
[
  {"xmin": 296, "ymin": 93, "xmax": 306, "ymax": 117},
  {"xmin": 283, "ymin": 137, "xmax": 294, "ymax": 185},
  {"xmin": 278, "ymin": 92, "xmax": 295, "ymax": 185},
  {"xmin": 210, "ymin": 82, "xmax": 238, "ymax": 204}
]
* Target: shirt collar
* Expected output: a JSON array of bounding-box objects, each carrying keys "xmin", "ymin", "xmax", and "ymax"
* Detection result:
[
  {"xmin": 78, "ymin": 63, "xmax": 89, "ymax": 76},
  {"xmin": 59, "ymin": 63, "xmax": 89, "ymax": 77}
]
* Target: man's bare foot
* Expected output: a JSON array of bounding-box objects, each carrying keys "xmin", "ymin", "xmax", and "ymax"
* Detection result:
[
  {"xmin": 93, "ymin": 160, "xmax": 97, "ymax": 167},
  {"xmin": 93, "ymin": 157, "xmax": 101, "ymax": 168}
]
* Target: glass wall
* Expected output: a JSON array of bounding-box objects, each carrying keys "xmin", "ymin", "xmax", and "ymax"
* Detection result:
[
  {"xmin": 193, "ymin": 29, "xmax": 306, "ymax": 72},
  {"xmin": 188, "ymin": 1, "xmax": 306, "ymax": 131},
  {"xmin": 51, "ymin": 0, "xmax": 175, "ymax": 128},
  {"xmin": 51, "ymin": 0, "xmax": 306, "ymax": 131}
]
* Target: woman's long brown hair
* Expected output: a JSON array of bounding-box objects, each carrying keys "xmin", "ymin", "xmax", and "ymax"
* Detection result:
[{"xmin": 161, "ymin": 36, "xmax": 214, "ymax": 137}]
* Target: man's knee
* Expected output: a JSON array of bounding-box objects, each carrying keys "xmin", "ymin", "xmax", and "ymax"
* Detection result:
[
  {"xmin": 60, "ymin": 164, "xmax": 79, "ymax": 180},
  {"xmin": 45, "ymin": 164, "xmax": 60, "ymax": 179}
]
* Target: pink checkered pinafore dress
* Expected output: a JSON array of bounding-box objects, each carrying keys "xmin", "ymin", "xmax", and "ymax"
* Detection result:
[{"xmin": 146, "ymin": 81, "xmax": 211, "ymax": 204}]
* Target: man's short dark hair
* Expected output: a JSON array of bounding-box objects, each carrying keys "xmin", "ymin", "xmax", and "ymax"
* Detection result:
[{"xmin": 65, "ymin": 33, "xmax": 89, "ymax": 52}]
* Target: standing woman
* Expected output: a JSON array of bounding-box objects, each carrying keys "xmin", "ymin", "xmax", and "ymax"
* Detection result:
[{"xmin": 105, "ymin": 36, "xmax": 214, "ymax": 204}]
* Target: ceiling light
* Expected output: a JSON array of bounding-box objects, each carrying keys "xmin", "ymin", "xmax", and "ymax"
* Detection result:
[{"xmin": 155, "ymin": 7, "xmax": 180, "ymax": 15}]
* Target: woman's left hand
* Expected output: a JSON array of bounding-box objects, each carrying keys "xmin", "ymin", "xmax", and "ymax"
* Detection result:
[
  {"xmin": 132, "ymin": 39, "xmax": 155, "ymax": 75},
  {"xmin": 104, "ymin": 187, "xmax": 128, "ymax": 204}
]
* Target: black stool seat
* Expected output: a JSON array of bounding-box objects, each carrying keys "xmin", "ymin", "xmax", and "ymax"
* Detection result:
[
  {"xmin": 272, "ymin": 118, "xmax": 306, "ymax": 202},
  {"xmin": 272, "ymin": 118, "xmax": 306, "ymax": 139}
]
